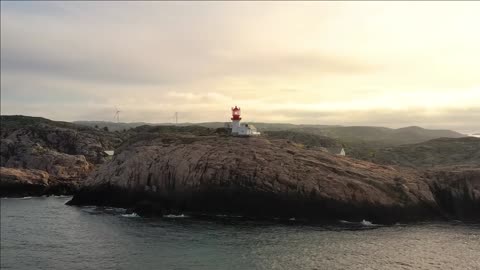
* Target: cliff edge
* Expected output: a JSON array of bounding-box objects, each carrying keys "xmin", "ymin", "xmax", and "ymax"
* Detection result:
[{"xmin": 67, "ymin": 134, "xmax": 480, "ymax": 223}]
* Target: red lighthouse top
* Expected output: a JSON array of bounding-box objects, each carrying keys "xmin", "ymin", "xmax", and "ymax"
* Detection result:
[{"xmin": 231, "ymin": 106, "xmax": 241, "ymax": 121}]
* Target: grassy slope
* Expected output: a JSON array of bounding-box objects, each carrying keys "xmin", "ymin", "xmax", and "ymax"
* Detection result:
[
  {"xmin": 365, "ymin": 137, "xmax": 480, "ymax": 167},
  {"xmin": 263, "ymin": 130, "xmax": 340, "ymax": 148}
]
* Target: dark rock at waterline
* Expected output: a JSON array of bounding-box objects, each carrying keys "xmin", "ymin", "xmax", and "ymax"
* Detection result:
[
  {"xmin": 426, "ymin": 166, "xmax": 480, "ymax": 220},
  {"xmin": 67, "ymin": 135, "xmax": 480, "ymax": 223}
]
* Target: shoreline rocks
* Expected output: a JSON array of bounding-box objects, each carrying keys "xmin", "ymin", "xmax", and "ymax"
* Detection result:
[
  {"xmin": 0, "ymin": 167, "xmax": 80, "ymax": 197},
  {"xmin": 67, "ymin": 135, "xmax": 479, "ymax": 223}
]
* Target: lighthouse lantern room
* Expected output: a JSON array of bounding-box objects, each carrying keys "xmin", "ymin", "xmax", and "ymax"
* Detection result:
[{"xmin": 229, "ymin": 106, "xmax": 260, "ymax": 136}]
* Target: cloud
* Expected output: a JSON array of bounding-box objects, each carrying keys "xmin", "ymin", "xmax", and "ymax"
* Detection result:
[{"xmin": 1, "ymin": 1, "xmax": 479, "ymax": 132}]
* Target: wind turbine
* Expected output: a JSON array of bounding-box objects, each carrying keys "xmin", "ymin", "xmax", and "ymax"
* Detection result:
[{"xmin": 114, "ymin": 106, "xmax": 121, "ymax": 123}]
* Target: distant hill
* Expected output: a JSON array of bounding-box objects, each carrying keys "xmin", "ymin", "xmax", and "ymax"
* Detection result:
[
  {"xmin": 356, "ymin": 137, "xmax": 480, "ymax": 168},
  {"xmin": 3, "ymin": 115, "xmax": 83, "ymax": 133},
  {"xmin": 263, "ymin": 130, "xmax": 340, "ymax": 149},
  {"xmin": 293, "ymin": 126, "xmax": 465, "ymax": 145},
  {"xmin": 73, "ymin": 121, "xmax": 153, "ymax": 132},
  {"xmin": 75, "ymin": 120, "xmax": 464, "ymax": 145}
]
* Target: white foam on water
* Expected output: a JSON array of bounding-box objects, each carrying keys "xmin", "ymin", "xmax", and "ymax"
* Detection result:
[
  {"xmin": 340, "ymin": 219, "xmax": 379, "ymax": 226},
  {"xmin": 163, "ymin": 214, "xmax": 189, "ymax": 218},
  {"xmin": 20, "ymin": 197, "xmax": 32, "ymax": 200},
  {"xmin": 289, "ymin": 217, "xmax": 296, "ymax": 221},
  {"xmin": 215, "ymin": 214, "xmax": 244, "ymax": 218},
  {"xmin": 121, "ymin": 213, "xmax": 139, "ymax": 218},
  {"xmin": 104, "ymin": 207, "xmax": 126, "ymax": 212},
  {"xmin": 361, "ymin": 219, "xmax": 378, "ymax": 226},
  {"xmin": 339, "ymin": 220, "xmax": 353, "ymax": 224},
  {"xmin": 53, "ymin": 195, "xmax": 70, "ymax": 198}
]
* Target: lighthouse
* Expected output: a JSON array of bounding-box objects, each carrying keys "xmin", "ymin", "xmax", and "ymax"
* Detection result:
[
  {"xmin": 229, "ymin": 106, "xmax": 260, "ymax": 136},
  {"xmin": 231, "ymin": 106, "xmax": 242, "ymax": 134}
]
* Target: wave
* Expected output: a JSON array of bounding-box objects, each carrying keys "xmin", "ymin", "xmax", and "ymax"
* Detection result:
[
  {"xmin": 121, "ymin": 213, "xmax": 139, "ymax": 218},
  {"xmin": 104, "ymin": 206, "xmax": 126, "ymax": 212},
  {"xmin": 339, "ymin": 220, "xmax": 353, "ymax": 224},
  {"xmin": 163, "ymin": 214, "xmax": 189, "ymax": 218},
  {"xmin": 20, "ymin": 197, "xmax": 32, "ymax": 200},
  {"xmin": 339, "ymin": 219, "xmax": 379, "ymax": 226},
  {"xmin": 215, "ymin": 214, "xmax": 243, "ymax": 218},
  {"xmin": 52, "ymin": 195, "xmax": 71, "ymax": 198},
  {"xmin": 361, "ymin": 219, "xmax": 375, "ymax": 226}
]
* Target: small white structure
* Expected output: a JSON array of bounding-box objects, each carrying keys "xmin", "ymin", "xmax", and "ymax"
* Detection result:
[
  {"xmin": 230, "ymin": 106, "xmax": 260, "ymax": 136},
  {"xmin": 326, "ymin": 146, "xmax": 346, "ymax": 156},
  {"xmin": 103, "ymin": 150, "xmax": 115, "ymax": 160}
]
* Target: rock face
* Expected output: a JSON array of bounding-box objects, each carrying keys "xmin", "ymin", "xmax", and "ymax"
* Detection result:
[
  {"xmin": 68, "ymin": 135, "xmax": 479, "ymax": 223},
  {"xmin": 0, "ymin": 167, "xmax": 79, "ymax": 197},
  {"xmin": 1, "ymin": 139, "xmax": 93, "ymax": 179},
  {"xmin": 0, "ymin": 115, "xmax": 122, "ymax": 196},
  {"xmin": 1, "ymin": 119, "xmax": 121, "ymax": 166},
  {"xmin": 425, "ymin": 166, "xmax": 480, "ymax": 220}
]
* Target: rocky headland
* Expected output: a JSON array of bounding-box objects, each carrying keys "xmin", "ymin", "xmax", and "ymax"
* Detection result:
[
  {"xmin": 0, "ymin": 115, "xmax": 122, "ymax": 196},
  {"xmin": 67, "ymin": 133, "xmax": 480, "ymax": 223},
  {"xmin": 2, "ymin": 115, "xmax": 478, "ymax": 223}
]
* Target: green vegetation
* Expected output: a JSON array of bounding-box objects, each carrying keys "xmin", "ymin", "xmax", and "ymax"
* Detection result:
[
  {"xmin": 357, "ymin": 137, "xmax": 480, "ymax": 167},
  {"xmin": 263, "ymin": 130, "xmax": 339, "ymax": 148},
  {"xmin": 130, "ymin": 125, "xmax": 216, "ymax": 136},
  {"xmin": 292, "ymin": 126, "xmax": 464, "ymax": 145}
]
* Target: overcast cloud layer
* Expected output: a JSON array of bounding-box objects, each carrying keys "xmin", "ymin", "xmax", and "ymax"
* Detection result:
[{"xmin": 1, "ymin": 2, "xmax": 479, "ymax": 132}]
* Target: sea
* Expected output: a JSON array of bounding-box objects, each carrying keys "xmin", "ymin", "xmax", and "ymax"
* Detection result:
[{"xmin": 1, "ymin": 196, "xmax": 479, "ymax": 270}]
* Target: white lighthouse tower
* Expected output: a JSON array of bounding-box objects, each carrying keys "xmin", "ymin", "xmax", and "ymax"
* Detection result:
[{"xmin": 229, "ymin": 106, "xmax": 260, "ymax": 136}]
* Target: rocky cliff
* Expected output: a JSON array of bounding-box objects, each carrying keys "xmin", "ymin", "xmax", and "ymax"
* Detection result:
[
  {"xmin": 67, "ymin": 134, "xmax": 479, "ymax": 223},
  {"xmin": 425, "ymin": 166, "xmax": 480, "ymax": 220},
  {"xmin": 0, "ymin": 115, "xmax": 123, "ymax": 196}
]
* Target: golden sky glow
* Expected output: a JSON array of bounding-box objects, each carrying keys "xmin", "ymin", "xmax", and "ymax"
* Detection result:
[{"xmin": 1, "ymin": 2, "xmax": 479, "ymax": 132}]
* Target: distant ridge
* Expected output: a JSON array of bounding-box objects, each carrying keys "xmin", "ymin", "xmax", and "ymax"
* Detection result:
[
  {"xmin": 362, "ymin": 137, "xmax": 480, "ymax": 167},
  {"xmin": 73, "ymin": 120, "xmax": 465, "ymax": 144},
  {"xmin": 1, "ymin": 115, "xmax": 465, "ymax": 146}
]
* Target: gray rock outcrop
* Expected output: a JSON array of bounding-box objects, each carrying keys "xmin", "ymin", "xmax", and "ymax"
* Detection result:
[
  {"xmin": 68, "ymin": 135, "xmax": 479, "ymax": 223},
  {"xmin": 0, "ymin": 116, "xmax": 123, "ymax": 196}
]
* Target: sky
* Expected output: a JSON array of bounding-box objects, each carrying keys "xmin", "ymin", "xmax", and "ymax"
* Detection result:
[{"xmin": 1, "ymin": 2, "xmax": 479, "ymax": 133}]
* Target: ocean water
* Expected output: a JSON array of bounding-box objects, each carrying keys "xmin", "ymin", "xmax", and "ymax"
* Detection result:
[{"xmin": 1, "ymin": 197, "xmax": 479, "ymax": 270}]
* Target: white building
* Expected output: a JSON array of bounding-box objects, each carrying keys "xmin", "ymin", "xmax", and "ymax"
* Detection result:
[
  {"xmin": 103, "ymin": 150, "xmax": 115, "ymax": 160},
  {"xmin": 229, "ymin": 106, "xmax": 261, "ymax": 136},
  {"xmin": 326, "ymin": 146, "xmax": 346, "ymax": 156}
]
